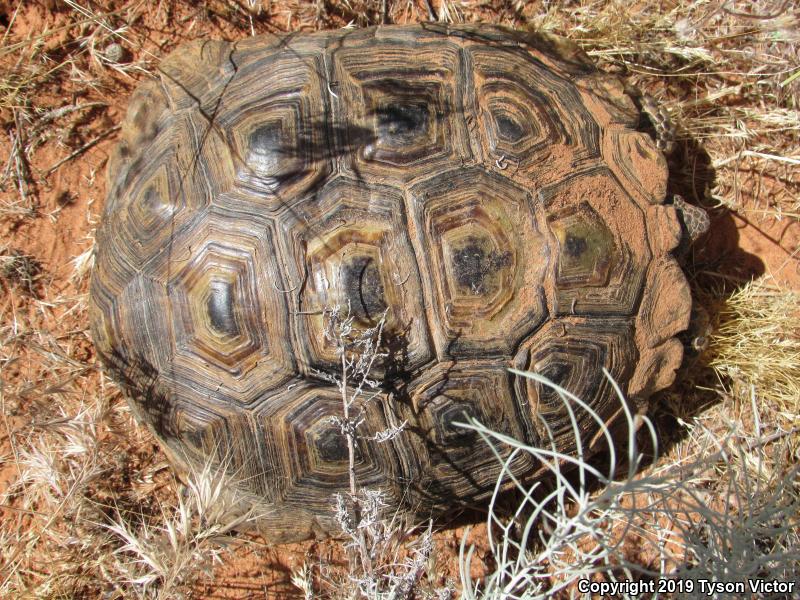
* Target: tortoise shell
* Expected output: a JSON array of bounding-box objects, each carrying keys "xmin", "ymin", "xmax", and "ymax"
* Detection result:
[{"xmin": 90, "ymin": 24, "xmax": 692, "ymax": 542}]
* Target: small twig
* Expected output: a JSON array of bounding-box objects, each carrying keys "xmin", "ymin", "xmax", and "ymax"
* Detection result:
[
  {"xmin": 1, "ymin": 133, "xmax": 16, "ymax": 184},
  {"xmin": 743, "ymin": 427, "xmax": 799, "ymax": 452},
  {"xmin": 350, "ymin": 313, "xmax": 387, "ymax": 404},
  {"xmin": 272, "ymin": 278, "xmax": 298, "ymax": 293},
  {"xmin": 32, "ymin": 102, "xmax": 109, "ymax": 134},
  {"xmin": 721, "ymin": 0, "xmax": 791, "ymax": 20},
  {"xmin": 780, "ymin": 69, "xmax": 800, "ymax": 87},
  {"xmin": 323, "ymin": 52, "xmax": 339, "ymax": 99},
  {"xmin": 45, "ymin": 126, "xmax": 121, "ymax": 177},
  {"xmin": 339, "ymin": 343, "xmax": 373, "ymax": 576},
  {"xmin": 12, "ymin": 109, "xmax": 32, "ymax": 212},
  {"xmin": 340, "ymin": 335, "xmax": 357, "ymax": 499},
  {"xmin": 392, "ymin": 271, "xmax": 410, "ymax": 286}
]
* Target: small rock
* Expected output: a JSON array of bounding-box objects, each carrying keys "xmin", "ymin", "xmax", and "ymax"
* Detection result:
[{"xmin": 104, "ymin": 42, "xmax": 130, "ymax": 64}]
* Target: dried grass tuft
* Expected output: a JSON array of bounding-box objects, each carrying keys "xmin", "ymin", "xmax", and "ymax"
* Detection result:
[
  {"xmin": 707, "ymin": 278, "xmax": 800, "ymax": 427},
  {"xmin": 104, "ymin": 459, "xmax": 265, "ymax": 599},
  {"xmin": 0, "ymin": 247, "xmax": 41, "ymax": 295}
]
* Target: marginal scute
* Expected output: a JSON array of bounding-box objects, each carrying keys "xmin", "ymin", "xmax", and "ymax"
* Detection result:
[
  {"xmin": 121, "ymin": 79, "xmax": 170, "ymax": 149},
  {"xmin": 628, "ymin": 338, "xmax": 684, "ymax": 399},
  {"xmin": 108, "ymin": 113, "xmax": 216, "ymax": 271},
  {"xmin": 106, "ymin": 79, "xmax": 171, "ymax": 212},
  {"xmin": 90, "ymin": 24, "xmax": 696, "ymax": 543},
  {"xmin": 636, "ymin": 258, "xmax": 692, "ymax": 350},
  {"xmin": 604, "ymin": 128, "xmax": 669, "ymax": 205},
  {"xmin": 90, "ymin": 230, "xmax": 145, "ymax": 370},
  {"xmin": 516, "ymin": 30, "xmax": 596, "ymax": 75},
  {"xmin": 647, "ymin": 204, "xmax": 682, "ymax": 254},
  {"xmin": 172, "ymin": 403, "xmax": 287, "ymax": 505},
  {"xmin": 159, "ymin": 39, "xmax": 235, "ymax": 112},
  {"xmin": 88, "ymin": 274, "xmax": 125, "ymax": 365},
  {"xmin": 576, "ymin": 76, "xmax": 639, "ymax": 128},
  {"xmin": 117, "ymin": 165, "xmax": 178, "ymax": 260},
  {"xmin": 118, "ymin": 275, "xmax": 172, "ymax": 370}
]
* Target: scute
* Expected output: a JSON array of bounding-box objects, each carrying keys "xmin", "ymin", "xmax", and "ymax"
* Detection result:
[
  {"xmin": 275, "ymin": 175, "xmax": 434, "ymax": 378},
  {"xmin": 541, "ymin": 169, "xmax": 651, "ymax": 316},
  {"xmin": 407, "ymin": 166, "xmax": 549, "ymax": 358},
  {"xmin": 468, "ymin": 44, "xmax": 602, "ymax": 186},
  {"xmin": 549, "ymin": 202, "xmax": 617, "ymax": 288},
  {"xmin": 90, "ymin": 24, "xmax": 693, "ymax": 543},
  {"xmin": 222, "ymin": 48, "xmax": 332, "ymax": 204},
  {"xmin": 401, "ymin": 363, "xmax": 536, "ymax": 508},
  {"xmin": 513, "ymin": 320, "xmax": 637, "ymax": 450},
  {"xmin": 331, "ymin": 33, "xmax": 472, "ymax": 179},
  {"xmin": 109, "ymin": 117, "xmax": 210, "ymax": 267},
  {"xmin": 128, "ymin": 206, "xmax": 297, "ymax": 409}
]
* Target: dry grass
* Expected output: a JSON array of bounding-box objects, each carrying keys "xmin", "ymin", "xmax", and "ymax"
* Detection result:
[
  {"xmin": 550, "ymin": 1, "xmax": 800, "ymax": 216},
  {"xmin": 0, "ymin": 247, "xmax": 42, "ymax": 295},
  {"xmin": 0, "ymin": 354, "xmax": 261, "ymax": 597},
  {"xmin": 103, "ymin": 460, "xmax": 267, "ymax": 599},
  {"xmin": 0, "ymin": 0, "xmax": 798, "ymax": 598},
  {"xmin": 457, "ymin": 372, "xmax": 800, "ymax": 599},
  {"xmin": 707, "ymin": 279, "xmax": 800, "ymax": 430},
  {"xmin": 456, "ymin": 371, "xmax": 800, "ymax": 599}
]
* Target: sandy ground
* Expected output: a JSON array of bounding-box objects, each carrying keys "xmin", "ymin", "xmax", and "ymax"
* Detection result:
[{"xmin": 0, "ymin": 1, "xmax": 798, "ymax": 598}]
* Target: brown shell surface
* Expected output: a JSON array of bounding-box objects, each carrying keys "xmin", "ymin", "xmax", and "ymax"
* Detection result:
[{"xmin": 90, "ymin": 24, "xmax": 691, "ymax": 542}]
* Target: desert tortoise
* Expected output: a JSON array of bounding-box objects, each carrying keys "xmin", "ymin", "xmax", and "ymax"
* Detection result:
[{"xmin": 90, "ymin": 24, "xmax": 702, "ymax": 542}]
